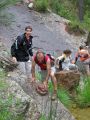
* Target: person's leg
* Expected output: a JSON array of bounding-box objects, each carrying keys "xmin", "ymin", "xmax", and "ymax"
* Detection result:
[
  {"xmin": 50, "ymin": 67, "xmax": 57, "ymax": 100},
  {"xmin": 25, "ymin": 60, "xmax": 32, "ymax": 79},
  {"xmin": 50, "ymin": 72, "xmax": 57, "ymax": 91},
  {"xmin": 18, "ymin": 62, "xmax": 26, "ymax": 74}
]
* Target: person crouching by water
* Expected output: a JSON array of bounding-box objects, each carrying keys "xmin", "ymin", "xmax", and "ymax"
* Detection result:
[
  {"xmin": 31, "ymin": 50, "xmax": 57, "ymax": 100},
  {"xmin": 11, "ymin": 26, "xmax": 33, "ymax": 79}
]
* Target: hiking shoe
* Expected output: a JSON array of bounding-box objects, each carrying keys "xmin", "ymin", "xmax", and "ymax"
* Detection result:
[{"xmin": 51, "ymin": 93, "xmax": 57, "ymax": 101}]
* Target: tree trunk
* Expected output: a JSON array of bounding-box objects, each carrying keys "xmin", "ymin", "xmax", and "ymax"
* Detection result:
[{"xmin": 78, "ymin": 0, "xmax": 84, "ymax": 21}]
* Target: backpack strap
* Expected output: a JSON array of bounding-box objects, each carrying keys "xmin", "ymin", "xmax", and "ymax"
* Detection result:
[
  {"xmin": 15, "ymin": 38, "xmax": 18, "ymax": 50},
  {"xmin": 15, "ymin": 34, "xmax": 24, "ymax": 50}
]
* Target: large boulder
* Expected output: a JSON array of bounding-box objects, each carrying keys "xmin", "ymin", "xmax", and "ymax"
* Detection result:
[
  {"xmin": 55, "ymin": 70, "xmax": 80, "ymax": 91},
  {"xmin": 0, "ymin": 77, "xmax": 39, "ymax": 120}
]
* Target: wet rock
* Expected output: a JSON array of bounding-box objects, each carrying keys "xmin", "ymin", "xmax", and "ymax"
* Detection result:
[{"xmin": 55, "ymin": 70, "xmax": 80, "ymax": 91}]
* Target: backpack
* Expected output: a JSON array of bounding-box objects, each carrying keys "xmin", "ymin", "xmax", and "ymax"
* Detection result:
[
  {"xmin": 15, "ymin": 34, "xmax": 25, "ymax": 50},
  {"xmin": 46, "ymin": 54, "xmax": 55, "ymax": 66},
  {"xmin": 59, "ymin": 57, "xmax": 65, "ymax": 70},
  {"xmin": 55, "ymin": 56, "xmax": 65, "ymax": 70},
  {"xmin": 35, "ymin": 53, "xmax": 55, "ymax": 66}
]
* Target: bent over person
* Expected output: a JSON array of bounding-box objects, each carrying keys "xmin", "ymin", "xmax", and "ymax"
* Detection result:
[
  {"xmin": 11, "ymin": 26, "xmax": 33, "ymax": 79},
  {"xmin": 31, "ymin": 50, "xmax": 57, "ymax": 100}
]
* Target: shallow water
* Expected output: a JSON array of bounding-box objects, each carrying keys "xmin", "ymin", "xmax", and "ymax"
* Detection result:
[{"xmin": 70, "ymin": 107, "xmax": 90, "ymax": 120}]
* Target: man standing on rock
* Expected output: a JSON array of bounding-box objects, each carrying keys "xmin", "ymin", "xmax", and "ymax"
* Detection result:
[
  {"xmin": 31, "ymin": 50, "xmax": 57, "ymax": 100},
  {"xmin": 11, "ymin": 26, "xmax": 33, "ymax": 79}
]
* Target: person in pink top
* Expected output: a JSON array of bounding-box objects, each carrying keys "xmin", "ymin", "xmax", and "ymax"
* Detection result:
[{"xmin": 31, "ymin": 50, "xmax": 57, "ymax": 100}]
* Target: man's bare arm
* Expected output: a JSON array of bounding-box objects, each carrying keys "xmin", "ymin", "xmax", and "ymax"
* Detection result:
[
  {"xmin": 31, "ymin": 58, "xmax": 36, "ymax": 81},
  {"xmin": 45, "ymin": 59, "xmax": 51, "ymax": 83}
]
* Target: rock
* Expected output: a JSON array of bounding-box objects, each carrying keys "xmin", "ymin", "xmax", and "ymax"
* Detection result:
[
  {"xmin": 4, "ymin": 78, "xmax": 39, "ymax": 120},
  {"xmin": 23, "ymin": 0, "xmax": 30, "ymax": 3},
  {"xmin": 0, "ymin": 75, "xmax": 38, "ymax": 119},
  {"xmin": 8, "ymin": 69, "xmax": 76, "ymax": 120},
  {"xmin": 0, "ymin": 40, "xmax": 18, "ymax": 71},
  {"xmin": 28, "ymin": 3, "xmax": 34, "ymax": 9},
  {"xmin": 55, "ymin": 70, "xmax": 80, "ymax": 91}
]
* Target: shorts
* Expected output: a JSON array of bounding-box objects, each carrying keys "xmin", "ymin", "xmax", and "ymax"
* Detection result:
[{"xmin": 40, "ymin": 66, "xmax": 56, "ymax": 81}]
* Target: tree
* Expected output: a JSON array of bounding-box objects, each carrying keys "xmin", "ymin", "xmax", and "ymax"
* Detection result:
[{"xmin": 78, "ymin": 0, "xmax": 84, "ymax": 21}]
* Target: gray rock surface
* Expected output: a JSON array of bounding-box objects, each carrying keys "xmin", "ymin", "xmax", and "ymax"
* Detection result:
[
  {"xmin": 7, "ymin": 69, "xmax": 75, "ymax": 120},
  {"xmin": 0, "ymin": 3, "xmax": 87, "ymax": 120}
]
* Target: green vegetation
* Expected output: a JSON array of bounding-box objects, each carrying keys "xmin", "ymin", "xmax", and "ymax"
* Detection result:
[
  {"xmin": 49, "ymin": 0, "xmax": 77, "ymax": 20},
  {"xmin": 0, "ymin": 69, "xmax": 24, "ymax": 120},
  {"xmin": 36, "ymin": 72, "xmax": 71, "ymax": 107},
  {"xmin": 36, "ymin": 71, "xmax": 90, "ymax": 108},
  {"xmin": 34, "ymin": 0, "xmax": 48, "ymax": 12},
  {"xmin": 76, "ymin": 76, "xmax": 90, "ymax": 107},
  {"xmin": 39, "ymin": 114, "xmax": 46, "ymax": 120},
  {"xmin": 34, "ymin": 0, "xmax": 90, "ymax": 32},
  {"xmin": 36, "ymin": 71, "xmax": 42, "ymax": 81},
  {"xmin": 49, "ymin": 82, "xmax": 71, "ymax": 107}
]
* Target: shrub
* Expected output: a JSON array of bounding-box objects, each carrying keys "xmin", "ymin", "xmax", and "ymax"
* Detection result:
[
  {"xmin": 34, "ymin": 0, "xmax": 48, "ymax": 12},
  {"xmin": 76, "ymin": 76, "xmax": 90, "ymax": 107},
  {"xmin": 49, "ymin": 0, "xmax": 61, "ymax": 13},
  {"xmin": 65, "ymin": 21, "xmax": 86, "ymax": 36},
  {"xmin": 48, "ymin": 82, "xmax": 71, "ymax": 107}
]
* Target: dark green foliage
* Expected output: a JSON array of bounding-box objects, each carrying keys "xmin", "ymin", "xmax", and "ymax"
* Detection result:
[
  {"xmin": 39, "ymin": 114, "xmax": 46, "ymax": 120},
  {"xmin": 49, "ymin": 0, "xmax": 77, "ymax": 20},
  {"xmin": 76, "ymin": 76, "xmax": 90, "ymax": 107},
  {"xmin": 34, "ymin": 0, "xmax": 48, "ymax": 12},
  {"xmin": 48, "ymin": 0, "xmax": 90, "ymax": 31}
]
